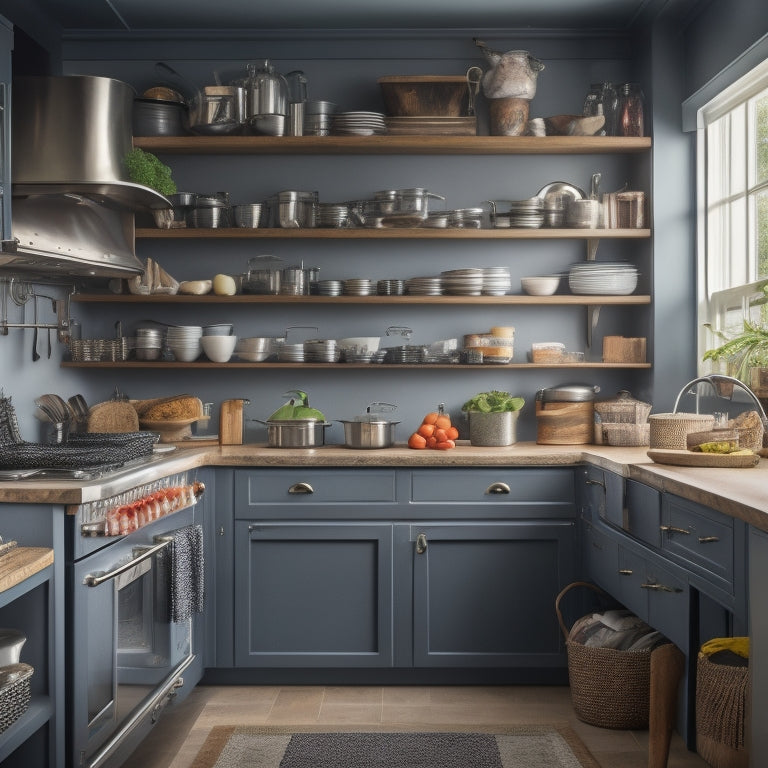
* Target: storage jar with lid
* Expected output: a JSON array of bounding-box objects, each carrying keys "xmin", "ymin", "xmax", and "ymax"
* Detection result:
[{"xmin": 535, "ymin": 384, "xmax": 600, "ymax": 445}]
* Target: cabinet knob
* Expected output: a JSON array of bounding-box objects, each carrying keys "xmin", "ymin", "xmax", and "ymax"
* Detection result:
[
  {"xmin": 288, "ymin": 482, "xmax": 314, "ymax": 495},
  {"xmin": 485, "ymin": 482, "xmax": 511, "ymax": 495},
  {"xmin": 416, "ymin": 532, "xmax": 428, "ymax": 554}
]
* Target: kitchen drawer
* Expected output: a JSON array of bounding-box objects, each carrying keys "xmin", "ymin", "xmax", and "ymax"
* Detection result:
[
  {"xmin": 235, "ymin": 468, "xmax": 398, "ymax": 511},
  {"xmin": 660, "ymin": 495, "xmax": 734, "ymax": 592},
  {"xmin": 410, "ymin": 468, "xmax": 575, "ymax": 514}
]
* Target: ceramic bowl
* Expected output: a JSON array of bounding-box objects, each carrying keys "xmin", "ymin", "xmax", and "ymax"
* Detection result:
[
  {"xmin": 201, "ymin": 334, "xmax": 238, "ymax": 362},
  {"xmin": 203, "ymin": 323, "xmax": 234, "ymax": 336},
  {"xmin": 521, "ymin": 276, "xmax": 561, "ymax": 296}
]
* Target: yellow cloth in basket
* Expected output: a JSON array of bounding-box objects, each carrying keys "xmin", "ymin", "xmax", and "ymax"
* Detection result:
[{"xmin": 700, "ymin": 636, "xmax": 749, "ymax": 659}]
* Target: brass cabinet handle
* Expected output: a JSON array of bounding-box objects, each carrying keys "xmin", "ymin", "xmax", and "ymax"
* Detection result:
[
  {"xmin": 618, "ymin": 569, "xmax": 633, "ymax": 575},
  {"xmin": 660, "ymin": 525, "xmax": 690, "ymax": 536},
  {"xmin": 288, "ymin": 482, "xmax": 314, "ymax": 495},
  {"xmin": 698, "ymin": 536, "xmax": 720, "ymax": 543},
  {"xmin": 641, "ymin": 582, "xmax": 683, "ymax": 593},
  {"xmin": 485, "ymin": 482, "xmax": 510, "ymax": 495},
  {"xmin": 416, "ymin": 532, "xmax": 428, "ymax": 554},
  {"xmin": 585, "ymin": 477, "xmax": 605, "ymax": 489}
]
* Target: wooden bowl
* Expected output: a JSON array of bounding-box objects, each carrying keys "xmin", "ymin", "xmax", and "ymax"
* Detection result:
[{"xmin": 378, "ymin": 76, "xmax": 469, "ymax": 117}]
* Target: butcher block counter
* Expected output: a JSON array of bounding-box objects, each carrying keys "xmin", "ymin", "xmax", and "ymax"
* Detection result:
[{"xmin": 0, "ymin": 441, "xmax": 767, "ymax": 532}]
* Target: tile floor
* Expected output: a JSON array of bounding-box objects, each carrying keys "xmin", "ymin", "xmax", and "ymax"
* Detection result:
[{"xmin": 121, "ymin": 684, "xmax": 711, "ymax": 768}]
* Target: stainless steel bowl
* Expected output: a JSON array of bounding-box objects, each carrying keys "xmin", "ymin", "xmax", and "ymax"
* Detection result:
[{"xmin": 265, "ymin": 419, "xmax": 330, "ymax": 448}]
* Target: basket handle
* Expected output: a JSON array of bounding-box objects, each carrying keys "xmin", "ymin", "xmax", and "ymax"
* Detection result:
[{"xmin": 555, "ymin": 580, "xmax": 610, "ymax": 641}]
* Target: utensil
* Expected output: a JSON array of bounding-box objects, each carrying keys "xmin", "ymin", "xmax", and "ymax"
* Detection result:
[
  {"xmin": 466, "ymin": 67, "xmax": 482, "ymax": 117},
  {"xmin": 32, "ymin": 296, "xmax": 40, "ymax": 362}
]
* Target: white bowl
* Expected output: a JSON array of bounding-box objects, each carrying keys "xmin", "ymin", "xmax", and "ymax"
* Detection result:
[
  {"xmin": 169, "ymin": 344, "xmax": 201, "ymax": 362},
  {"xmin": 203, "ymin": 323, "xmax": 234, "ymax": 336},
  {"xmin": 201, "ymin": 334, "xmax": 238, "ymax": 362},
  {"xmin": 521, "ymin": 276, "xmax": 561, "ymax": 296}
]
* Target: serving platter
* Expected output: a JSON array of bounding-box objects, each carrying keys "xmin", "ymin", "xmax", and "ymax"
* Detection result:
[{"xmin": 646, "ymin": 449, "xmax": 760, "ymax": 468}]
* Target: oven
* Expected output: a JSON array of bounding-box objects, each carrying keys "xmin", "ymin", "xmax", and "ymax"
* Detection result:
[{"xmin": 66, "ymin": 470, "xmax": 207, "ymax": 768}]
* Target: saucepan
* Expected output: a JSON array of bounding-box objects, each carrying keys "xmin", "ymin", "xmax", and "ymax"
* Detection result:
[
  {"xmin": 259, "ymin": 419, "xmax": 331, "ymax": 448},
  {"xmin": 339, "ymin": 403, "xmax": 399, "ymax": 449}
]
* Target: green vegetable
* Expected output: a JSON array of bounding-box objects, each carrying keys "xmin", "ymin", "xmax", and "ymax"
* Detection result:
[
  {"xmin": 123, "ymin": 148, "xmax": 177, "ymax": 195},
  {"xmin": 461, "ymin": 390, "xmax": 525, "ymax": 413}
]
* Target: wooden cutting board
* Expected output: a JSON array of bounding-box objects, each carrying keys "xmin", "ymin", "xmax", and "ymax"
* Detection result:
[
  {"xmin": 647, "ymin": 449, "xmax": 760, "ymax": 468},
  {"xmin": 0, "ymin": 546, "xmax": 54, "ymax": 593}
]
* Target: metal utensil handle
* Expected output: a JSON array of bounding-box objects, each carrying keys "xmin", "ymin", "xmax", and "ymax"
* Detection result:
[{"xmin": 83, "ymin": 538, "xmax": 171, "ymax": 587}]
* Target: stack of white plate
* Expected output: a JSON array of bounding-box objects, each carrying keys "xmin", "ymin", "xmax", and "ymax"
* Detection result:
[
  {"xmin": 331, "ymin": 111, "xmax": 387, "ymax": 136},
  {"xmin": 440, "ymin": 268, "xmax": 485, "ymax": 296},
  {"xmin": 166, "ymin": 325, "xmax": 203, "ymax": 362},
  {"xmin": 406, "ymin": 277, "xmax": 443, "ymax": 295},
  {"xmin": 481, "ymin": 267, "xmax": 512, "ymax": 296},
  {"xmin": 343, "ymin": 278, "xmax": 375, "ymax": 296},
  {"xmin": 568, "ymin": 262, "xmax": 638, "ymax": 295}
]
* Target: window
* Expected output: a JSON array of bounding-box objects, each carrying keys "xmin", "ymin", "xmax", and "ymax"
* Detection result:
[{"xmin": 697, "ymin": 58, "xmax": 768, "ymax": 372}]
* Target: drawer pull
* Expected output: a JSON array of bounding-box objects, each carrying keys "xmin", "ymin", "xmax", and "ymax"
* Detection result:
[
  {"xmin": 485, "ymin": 482, "xmax": 511, "ymax": 495},
  {"xmin": 416, "ymin": 532, "xmax": 428, "ymax": 554},
  {"xmin": 288, "ymin": 482, "xmax": 314, "ymax": 495},
  {"xmin": 660, "ymin": 525, "xmax": 690, "ymax": 536},
  {"xmin": 585, "ymin": 477, "xmax": 605, "ymax": 489},
  {"xmin": 641, "ymin": 582, "xmax": 683, "ymax": 593},
  {"xmin": 618, "ymin": 569, "xmax": 633, "ymax": 575},
  {"xmin": 698, "ymin": 535, "xmax": 720, "ymax": 543}
]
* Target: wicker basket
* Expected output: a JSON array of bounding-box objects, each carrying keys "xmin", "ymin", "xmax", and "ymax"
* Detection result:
[
  {"xmin": 649, "ymin": 413, "xmax": 716, "ymax": 449},
  {"xmin": 556, "ymin": 581, "xmax": 652, "ymax": 729},
  {"xmin": 0, "ymin": 663, "xmax": 33, "ymax": 734},
  {"xmin": 696, "ymin": 651, "xmax": 750, "ymax": 768}
]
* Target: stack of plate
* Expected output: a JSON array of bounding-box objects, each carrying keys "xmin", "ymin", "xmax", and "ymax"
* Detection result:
[
  {"xmin": 406, "ymin": 277, "xmax": 443, "ymax": 296},
  {"xmin": 384, "ymin": 116, "xmax": 477, "ymax": 136},
  {"xmin": 343, "ymin": 278, "xmax": 375, "ymax": 296},
  {"xmin": 277, "ymin": 343, "xmax": 305, "ymax": 362},
  {"xmin": 331, "ymin": 111, "xmax": 387, "ymax": 136},
  {"xmin": 447, "ymin": 208, "xmax": 484, "ymax": 228},
  {"xmin": 377, "ymin": 279, "xmax": 405, "ymax": 295},
  {"xmin": 317, "ymin": 203, "xmax": 352, "ymax": 228},
  {"xmin": 385, "ymin": 345, "xmax": 428, "ymax": 364},
  {"xmin": 317, "ymin": 280, "xmax": 344, "ymax": 296},
  {"xmin": 481, "ymin": 267, "xmax": 512, "ymax": 296},
  {"xmin": 166, "ymin": 325, "xmax": 203, "ymax": 362},
  {"xmin": 507, "ymin": 197, "xmax": 544, "ymax": 228},
  {"xmin": 568, "ymin": 262, "xmax": 639, "ymax": 295},
  {"xmin": 440, "ymin": 268, "xmax": 485, "ymax": 296},
  {"xmin": 304, "ymin": 339, "xmax": 340, "ymax": 363}
]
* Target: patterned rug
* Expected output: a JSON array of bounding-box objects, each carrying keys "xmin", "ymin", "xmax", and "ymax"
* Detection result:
[{"xmin": 190, "ymin": 724, "xmax": 601, "ymax": 768}]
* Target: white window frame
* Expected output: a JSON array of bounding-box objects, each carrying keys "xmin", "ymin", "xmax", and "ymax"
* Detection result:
[{"xmin": 697, "ymin": 57, "xmax": 768, "ymax": 372}]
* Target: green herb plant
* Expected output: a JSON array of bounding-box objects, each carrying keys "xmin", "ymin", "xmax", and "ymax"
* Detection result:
[
  {"xmin": 702, "ymin": 319, "xmax": 768, "ymax": 384},
  {"xmin": 461, "ymin": 390, "xmax": 525, "ymax": 413},
  {"xmin": 123, "ymin": 148, "xmax": 177, "ymax": 196}
]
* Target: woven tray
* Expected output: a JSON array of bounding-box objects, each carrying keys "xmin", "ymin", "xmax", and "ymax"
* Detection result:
[
  {"xmin": 0, "ymin": 663, "xmax": 33, "ymax": 734},
  {"xmin": 647, "ymin": 449, "xmax": 760, "ymax": 468}
]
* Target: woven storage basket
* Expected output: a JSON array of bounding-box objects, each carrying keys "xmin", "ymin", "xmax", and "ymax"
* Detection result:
[
  {"xmin": 556, "ymin": 581, "xmax": 652, "ymax": 730},
  {"xmin": 0, "ymin": 663, "xmax": 33, "ymax": 734},
  {"xmin": 696, "ymin": 651, "xmax": 750, "ymax": 768},
  {"xmin": 649, "ymin": 413, "xmax": 715, "ymax": 449},
  {"xmin": 600, "ymin": 422, "xmax": 650, "ymax": 447}
]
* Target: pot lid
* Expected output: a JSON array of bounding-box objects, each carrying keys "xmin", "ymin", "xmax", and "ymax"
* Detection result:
[
  {"xmin": 347, "ymin": 402, "xmax": 399, "ymax": 422},
  {"xmin": 536, "ymin": 384, "xmax": 600, "ymax": 402}
]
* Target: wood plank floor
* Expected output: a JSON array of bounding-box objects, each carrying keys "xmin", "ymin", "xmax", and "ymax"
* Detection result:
[{"xmin": 121, "ymin": 685, "xmax": 711, "ymax": 768}]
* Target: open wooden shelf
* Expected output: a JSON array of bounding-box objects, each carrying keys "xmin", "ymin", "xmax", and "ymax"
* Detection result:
[{"xmin": 62, "ymin": 361, "xmax": 651, "ymax": 370}]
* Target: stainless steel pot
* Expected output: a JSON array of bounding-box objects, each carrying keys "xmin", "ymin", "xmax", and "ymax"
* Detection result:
[
  {"xmin": 340, "ymin": 419, "xmax": 399, "ymax": 449},
  {"xmin": 264, "ymin": 419, "xmax": 330, "ymax": 448}
]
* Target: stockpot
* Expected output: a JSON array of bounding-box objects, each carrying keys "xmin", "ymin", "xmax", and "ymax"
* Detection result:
[
  {"xmin": 339, "ymin": 403, "xmax": 399, "ymax": 449},
  {"xmin": 262, "ymin": 419, "xmax": 330, "ymax": 448}
]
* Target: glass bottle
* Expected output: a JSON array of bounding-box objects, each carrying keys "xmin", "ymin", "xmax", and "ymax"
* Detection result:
[{"xmin": 617, "ymin": 83, "xmax": 645, "ymax": 137}]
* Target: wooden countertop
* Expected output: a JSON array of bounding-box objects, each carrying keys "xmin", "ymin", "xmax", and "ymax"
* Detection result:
[{"xmin": 0, "ymin": 441, "xmax": 766, "ymax": 532}]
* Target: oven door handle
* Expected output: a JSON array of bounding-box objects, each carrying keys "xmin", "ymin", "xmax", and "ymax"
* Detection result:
[{"xmin": 83, "ymin": 538, "xmax": 172, "ymax": 587}]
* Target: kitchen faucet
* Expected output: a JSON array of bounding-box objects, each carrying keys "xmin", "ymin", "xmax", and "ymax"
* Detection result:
[{"xmin": 672, "ymin": 373, "xmax": 768, "ymax": 429}]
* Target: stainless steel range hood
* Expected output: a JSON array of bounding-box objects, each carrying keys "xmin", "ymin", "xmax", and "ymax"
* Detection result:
[{"xmin": 6, "ymin": 75, "xmax": 171, "ymax": 279}]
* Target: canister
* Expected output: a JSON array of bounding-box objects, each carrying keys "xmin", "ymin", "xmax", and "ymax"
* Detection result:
[
  {"xmin": 0, "ymin": 628, "xmax": 27, "ymax": 666},
  {"xmin": 535, "ymin": 384, "xmax": 600, "ymax": 445}
]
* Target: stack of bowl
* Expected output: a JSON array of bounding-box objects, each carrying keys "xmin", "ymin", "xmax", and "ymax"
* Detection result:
[
  {"xmin": 167, "ymin": 325, "xmax": 203, "ymax": 361},
  {"xmin": 134, "ymin": 328, "xmax": 164, "ymax": 361}
]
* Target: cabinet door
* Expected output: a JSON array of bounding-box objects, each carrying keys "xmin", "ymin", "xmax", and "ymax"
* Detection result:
[
  {"xmin": 234, "ymin": 521, "xmax": 393, "ymax": 667},
  {"xmin": 411, "ymin": 521, "xmax": 576, "ymax": 669}
]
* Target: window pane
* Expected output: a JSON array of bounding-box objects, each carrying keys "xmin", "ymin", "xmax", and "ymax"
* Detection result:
[
  {"xmin": 757, "ymin": 187, "xmax": 768, "ymax": 279},
  {"xmin": 754, "ymin": 93, "xmax": 768, "ymax": 186}
]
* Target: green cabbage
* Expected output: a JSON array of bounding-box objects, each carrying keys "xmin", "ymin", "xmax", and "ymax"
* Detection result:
[{"xmin": 461, "ymin": 390, "xmax": 524, "ymax": 413}]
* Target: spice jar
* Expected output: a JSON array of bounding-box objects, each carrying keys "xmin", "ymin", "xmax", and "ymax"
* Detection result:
[{"xmin": 617, "ymin": 83, "xmax": 645, "ymax": 137}]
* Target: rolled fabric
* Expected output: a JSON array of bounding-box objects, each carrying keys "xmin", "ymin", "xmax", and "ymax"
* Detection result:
[{"xmin": 700, "ymin": 636, "xmax": 749, "ymax": 659}]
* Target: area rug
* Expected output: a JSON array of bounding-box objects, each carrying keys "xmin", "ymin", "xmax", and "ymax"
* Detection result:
[{"xmin": 190, "ymin": 724, "xmax": 601, "ymax": 768}]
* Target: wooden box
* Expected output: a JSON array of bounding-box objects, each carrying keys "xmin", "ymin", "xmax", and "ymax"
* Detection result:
[{"xmin": 603, "ymin": 336, "xmax": 647, "ymax": 363}]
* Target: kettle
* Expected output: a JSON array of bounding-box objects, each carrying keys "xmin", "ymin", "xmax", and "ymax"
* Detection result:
[{"xmin": 241, "ymin": 60, "xmax": 288, "ymax": 125}]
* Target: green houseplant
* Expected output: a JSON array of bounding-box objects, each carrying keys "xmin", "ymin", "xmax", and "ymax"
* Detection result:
[
  {"xmin": 124, "ymin": 148, "xmax": 178, "ymax": 228},
  {"xmin": 702, "ymin": 320, "xmax": 768, "ymax": 388},
  {"xmin": 461, "ymin": 390, "xmax": 525, "ymax": 446}
]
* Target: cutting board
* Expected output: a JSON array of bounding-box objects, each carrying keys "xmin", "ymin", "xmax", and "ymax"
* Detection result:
[
  {"xmin": 647, "ymin": 449, "xmax": 760, "ymax": 468},
  {"xmin": 0, "ymin": 546, "xmax": 54, "ymax": 593}
]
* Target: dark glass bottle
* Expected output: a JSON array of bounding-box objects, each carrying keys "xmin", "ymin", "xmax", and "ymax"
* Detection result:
[{"xmin": 617, "ymin": 83, "xmax": 645, "ymax": 137}]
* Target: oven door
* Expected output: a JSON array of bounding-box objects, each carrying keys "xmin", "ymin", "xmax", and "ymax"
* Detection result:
[{"xmin": 69, "ymin": 509, "xmax": 196, "ymax": 768}]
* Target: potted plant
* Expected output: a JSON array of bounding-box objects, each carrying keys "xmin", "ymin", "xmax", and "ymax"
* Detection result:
[
  {"xmin": 461, "ymin": 390, "xmax": 525, "ymax": 446},
  {"xmin": 702, "ymin": 320, "xmax": 768, "ymax": 390},
  {"xmin": 123, "ymin": 147, "xmax": 178, "ymax": 228}
]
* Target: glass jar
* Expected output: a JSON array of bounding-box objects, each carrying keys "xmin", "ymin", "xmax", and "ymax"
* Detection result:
[
  {"xmin": 617, "ymin": 83, "xmax": 645, "ymax": 137},
  {"xmin": 582, "ymin": 83, "xmax": 618, "ymax": 136}
]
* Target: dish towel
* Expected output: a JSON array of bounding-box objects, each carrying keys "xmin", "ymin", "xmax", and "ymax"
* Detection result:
[{"xmin": 167, "ymin": 524, "xmax": 204, "ymax": 623}]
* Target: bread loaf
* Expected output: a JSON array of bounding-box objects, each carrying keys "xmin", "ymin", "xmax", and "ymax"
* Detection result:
[
  {"xmin": 139, "ymin": 395, "xmax": 203, "ymax": 421},
  {"xmin": 87, "ymin": 401, "xmax": 140, "ymax": 433}
]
